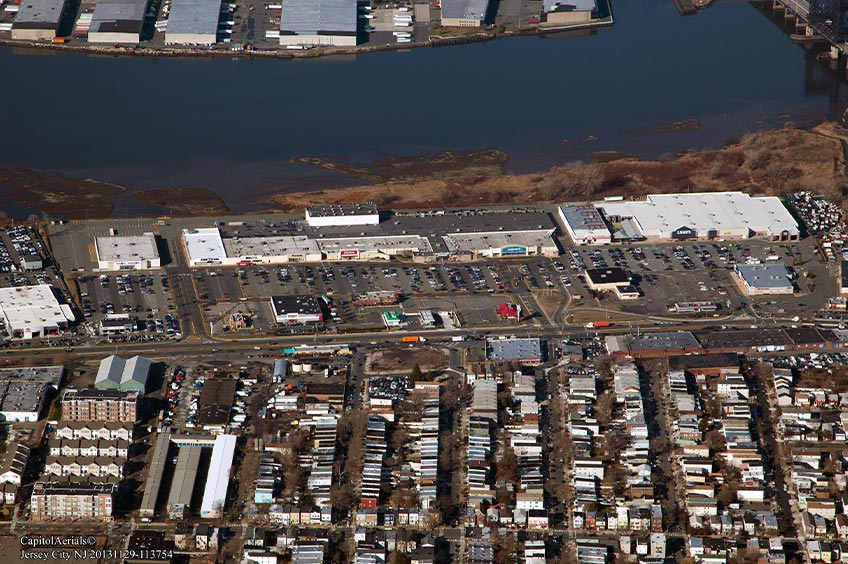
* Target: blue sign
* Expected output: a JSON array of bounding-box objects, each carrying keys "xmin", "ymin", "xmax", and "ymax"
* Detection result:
[{"xmin": 502, "ymin": 246, "xmax": 527, "ymax": 254}]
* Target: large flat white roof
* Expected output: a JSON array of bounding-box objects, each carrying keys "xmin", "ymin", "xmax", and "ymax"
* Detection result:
[
  {"xmin": 316, "ymin": 235, "xmax": 433, "ymax": 253},
  {"xmin": 200, "ymin": 434, "xmax": 236, "ymax": 516},
  {"xmin": 0, "ymin": 285, "xmax": 74, "ymax": 332},
  {"xmin": 597, "ymin": 192, "xmax": 799, "ymax": 238},
  {"xmin": 442, "ymin": 229, "xmax": 556, "ymax": 252},
  {"xmin": 95, "ymin": 234, "xmax": 159, "ymax": 262},
  {"xmin": 223, "ymin": 235, "xmax": 321, "ymax": 258},
  {"xmin": 165, "ymin": 0, "xmax": 221, "ymax": 38},
  {"xmin": 183, "ymin": 228, "xmax": 227, "ymax": 263}
]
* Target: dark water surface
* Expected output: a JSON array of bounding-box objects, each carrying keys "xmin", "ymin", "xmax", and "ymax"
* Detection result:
[{"xmin": 1, "ymin": 0, "xmax": 847, "ymax": 215}]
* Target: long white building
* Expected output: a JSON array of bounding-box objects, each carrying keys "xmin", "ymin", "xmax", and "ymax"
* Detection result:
[
  {"xmin": 200, "ymin": 434, "xmax": 237, "ymax": 518},
  {"xmin": 597, "ymin": 192, "xmax": 799, "ymax": 242},
  {"xmin": 305, "ymin": 204, "xmax": 379, "ymax": 227}
]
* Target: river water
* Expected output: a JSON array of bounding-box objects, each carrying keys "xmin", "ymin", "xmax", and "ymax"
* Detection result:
[{"xmin": 2, "ymin": 0, "xmax": 847, "ymax": 215}]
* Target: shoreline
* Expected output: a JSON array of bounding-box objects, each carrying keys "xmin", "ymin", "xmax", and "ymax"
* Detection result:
[
  {"xmin": 0, "ymin": 18, "xmax": 613, "ymax": 61},
  {"xmin": 0, "ymin": 121, "xmax": 844, "ymax": 223}
]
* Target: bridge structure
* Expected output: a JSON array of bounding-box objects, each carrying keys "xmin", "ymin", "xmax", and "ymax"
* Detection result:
[{"xmin": 769, "ymin": 0, "xmax": 848, "ymax": 56}]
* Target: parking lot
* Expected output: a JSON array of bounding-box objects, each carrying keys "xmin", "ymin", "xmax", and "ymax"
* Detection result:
[
  {"xmin": 561, "ymin": 237, "xmax": 831, "ymax": 320},
  {"xmin": 77, "ymin": 272, "xmax": 179, "ymax": 341}
]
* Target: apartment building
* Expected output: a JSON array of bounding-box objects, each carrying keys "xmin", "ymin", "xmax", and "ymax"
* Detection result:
[
  {"xmin": 61, "ymin": 388, "xmax": 139, "ymax": 422},
  {"xmin": 30, "ymin": 482, "xmax": 115, "ymax": 521}
]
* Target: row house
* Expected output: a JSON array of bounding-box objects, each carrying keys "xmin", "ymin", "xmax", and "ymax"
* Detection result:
[
  {"xmin": 410, "ymin": 382, "xmax": 440, "ymax": 514},
  {"xmin": 359, "ymin": 415, "xmax": 388, "ymax": 509},
  {"xmin": 43, "ymin": 455, "xmax": 124, "ymax": 479},
  {"xmin": 54, "ymin": 421, "xmax": 133, "ymax": 442},
  {"xmin": 300, "ymin": 408, "xmax": 339, "ymax": 508},
  {"xmin": 0, "ymin": 444, "xmax": 31, "ymax": 486},
  {"xmin": 48, "ymin": 438, "xmax": 129, "ymax": 458}
]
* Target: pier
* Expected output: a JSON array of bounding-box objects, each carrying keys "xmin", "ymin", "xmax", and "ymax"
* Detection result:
[{"xmin": 766, "ymin": 0, "xmax": 848, "ymax": 58}]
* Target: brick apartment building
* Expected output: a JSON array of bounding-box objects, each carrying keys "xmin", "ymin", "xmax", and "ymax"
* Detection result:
[
  {"xmin": 30, "ymin": 482, "xmax": 115, "ymax": 521},
  {"xmin": 61, "ymin": 388, "xmax": 138, "ymax": 422}
]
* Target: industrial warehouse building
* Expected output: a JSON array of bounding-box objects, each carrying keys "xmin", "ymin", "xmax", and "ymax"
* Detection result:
[
  {"xmin": 95, "ymin": 355, "xmax": 151, "ymax": 393},
  {"xmin": 440, "ymin": 0, "xmax": 489, "ymax": 26},
  {"xmin": 87, "ymin": 0, "xmax": 148, "ymax": 43},
  {"xmin": 11, "ymin": 0, "xmax": 68, "ymax": 40},
  {"xmin": 734, "ymin": 264, "xmax": 795, "ymax": 296},
  {"xmin": 95, "ymin": 234, "xmax": 161, "ymax": 270},
  {"xmin": 167, "ymin": 445, "xmax": 202, "ymax": 520},
  {"xmin": 306, "ymin": 204, "xmax": 379, "ymax": 228},
  {"xmin": 164, "ymin": 0, "xmax": 222, "ymax": 44},
  {"xmin": 557, "ymin": 204, "xmax": 612, "ymax": 245},
  {"xmin": 543, "ymin": 0, "xmax": 597, "ymax": 24},
  {"xmin": 200, "ymin": 434, "xmax": 237, "ymax": 518},
  {"xmin": 0, "ymin": 285, "xmax": 75, "ymax": 340},
  {"xmin": 0, "ymin": 366, "xmax": 63, "ymax": 422},
  {"xmin": 278, "ymin": 0, "xmax": 357, "ymax": 46},
  {"xmin": 596, "ymin": 192, "xmax": 800, "ymax": 242},
  {"xmin": 271, "ymin": 295, "xmax": 324, "ymax": 324}
]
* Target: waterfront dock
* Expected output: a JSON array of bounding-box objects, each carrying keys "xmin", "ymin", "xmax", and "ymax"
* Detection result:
[{"xmin": 672, "ymin": 0, "xmax": 698, "ymax": 15}]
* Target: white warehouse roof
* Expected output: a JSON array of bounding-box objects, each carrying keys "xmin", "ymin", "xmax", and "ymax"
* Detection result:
[
  {"xmin": 597, "ymin": 192, "xmax": 799, "ymax": 239},
  {"xmin": 200, "ymin": 434, "xmax": 237, "ymax": 517},
  {"xmin": 0, "ymin": 285, "xmax": 75, "ymax": 337},
  {"xmin": 165, "ymin": 0, "xmax": 222, "ymax": 44},
  {"xmin": 95, "ymin": 234, "xmax": 160, "ymax": 266},
  {"xmin": 183, "ymin": 228, "xmax": 227, "ymax": 265}
]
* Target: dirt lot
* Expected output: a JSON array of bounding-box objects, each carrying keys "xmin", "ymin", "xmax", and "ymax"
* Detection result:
[{"xmin": 366, "ymin": 345, "xmax": 448, "ymax": 374}]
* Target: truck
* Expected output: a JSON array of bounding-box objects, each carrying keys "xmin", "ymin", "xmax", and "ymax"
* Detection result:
[
  {"xmin": 402, "ymin": 335, "xmax": 420, "ymax": 343},
  {"xmin": 585, "ymin": 321, "xmax": 611, "ymax": 329}
]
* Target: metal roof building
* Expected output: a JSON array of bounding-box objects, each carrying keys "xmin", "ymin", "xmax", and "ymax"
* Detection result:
[
  {"xmin": 735, "ymin": 264, "xmax": 794, "ymax": 296},
  {"xmin": 167, "ymin": 445, "xmax": 202, "ymax": 519},
  {"xmin": 95, "ymin": 355, "xmax": 151, "ymax": 393},
  {"xmin": 11, "ymin": 0, "xmax": 68, "ymax": 40},
  {"xmin": 164, "ymin": 0, "xmax": 222, "ymax": 44},
  {"xmin": 139, "ymin": 431, "xmax": 171, "ymax": 518},
  {"xmin": 87, "ymin": 0, "xmax": 149, "ymax": 43},
  {"xmin": 440, "ymin": 0, "xmax": 489, "ymax": 26},
  {"xmin": 486, "ymin": 337, "xmax": 543, "ymax": 363},
  {"xmin": 558, "ymin": 204, "xmax": 611, "ymax": 246},
  {"xmin": 278, "ymin": 0, "xmax": 357, "ymax": 46},
  {"xmin": 543, "ymin": 0, "xmax": 596, "ymax": 24},
  {"xmin": 200, "ymin": 434, "xmax": 237, "ymax": 518}
]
